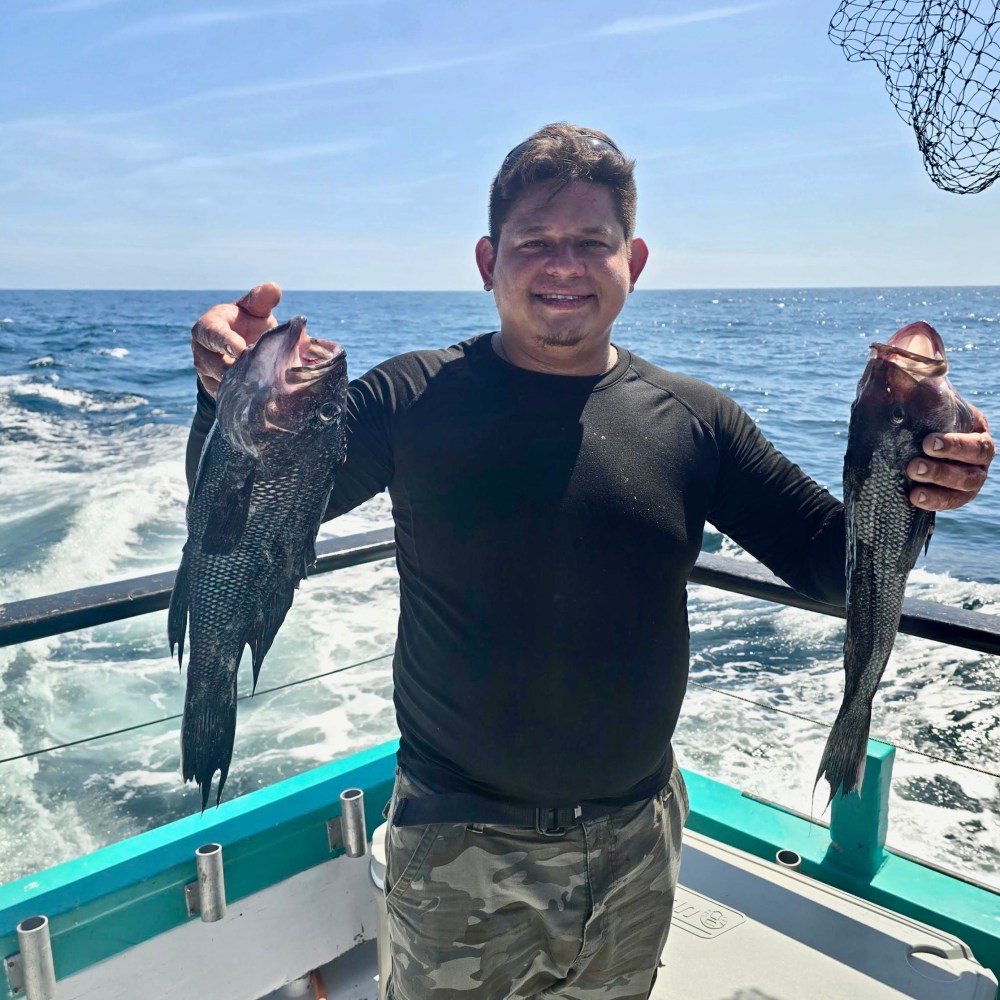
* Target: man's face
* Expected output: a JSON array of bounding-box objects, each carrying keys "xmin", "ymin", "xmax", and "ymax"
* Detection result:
[{"xmin": 477, "ymin": 180, "xmax": 646, "ymax": 352}]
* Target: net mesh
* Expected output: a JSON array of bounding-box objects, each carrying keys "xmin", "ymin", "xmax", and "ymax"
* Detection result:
[{"xmin": 829, "ymin": 1, "xmax": 1000, "ymax": 193}]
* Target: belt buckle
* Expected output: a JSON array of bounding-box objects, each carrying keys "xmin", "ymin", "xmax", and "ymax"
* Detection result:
[{"xmin": 534, "ymin": 807, "xmax": 565, "ymax": 837}]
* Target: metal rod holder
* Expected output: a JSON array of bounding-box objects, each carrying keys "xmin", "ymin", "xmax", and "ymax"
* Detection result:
[
  {"xmin": 184, "ymin": 843, "xmax": 227, "ymax": 922},
  {"xmin": 340, "ymin": 787, "xmax": 367, "ymax": 858},
  {"xmin": 11, "ymin": 915, "xmax": 56, "ymax": 1000},
  {"xmin": 775, "ymin": 849, "xmax": 802, "ymax": 872}
]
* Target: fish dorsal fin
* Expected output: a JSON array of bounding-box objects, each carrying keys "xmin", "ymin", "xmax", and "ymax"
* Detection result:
[{"xmin": 201, "ymin": 468, "xmax": 255, "ymax": 555}]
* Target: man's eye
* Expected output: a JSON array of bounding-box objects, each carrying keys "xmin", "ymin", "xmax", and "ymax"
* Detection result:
[{"xmin": 520, "ymin": 240, "xmax": 545, "ymax": 249}]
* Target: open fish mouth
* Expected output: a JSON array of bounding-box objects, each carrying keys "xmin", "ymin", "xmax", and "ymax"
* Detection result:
[
  {"xmin": 217, "ymin": 316, "xmax": 347, "ymax": 455},
  {"xmin": 869, "ymin": 321, "xmax": 949, "ymax": 381},
  {"xmin": 244, "ymin": 316, "xmax": 345, "ymax": 389},
  {"xmin": 285, "ymin": 326, "xmax": 346, "ymax": 387}
]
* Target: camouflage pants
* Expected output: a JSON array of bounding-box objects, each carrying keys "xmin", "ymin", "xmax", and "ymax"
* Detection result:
[{"xmin": 384, "ymin": 764, "xmax": 689, "ymax": 999}]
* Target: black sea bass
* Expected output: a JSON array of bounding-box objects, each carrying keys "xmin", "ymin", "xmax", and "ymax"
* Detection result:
[
  {"xmin": 816, "ymin": 322, "xmax": 974, "ymax": 802},
  {"xmin": 169, "ymin": 317, "xmax": 347, "ymax": 807}
]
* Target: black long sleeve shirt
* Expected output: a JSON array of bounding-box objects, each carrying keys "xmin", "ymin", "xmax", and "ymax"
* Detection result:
[{"xmin": 187, "ymin": 333, "xmax": 846, "ymax": 806}]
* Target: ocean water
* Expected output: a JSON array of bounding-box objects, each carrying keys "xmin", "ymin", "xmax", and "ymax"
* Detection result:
[{"xmin": 0, "ymin": 287, "xmax": 998, "ymax": 888}]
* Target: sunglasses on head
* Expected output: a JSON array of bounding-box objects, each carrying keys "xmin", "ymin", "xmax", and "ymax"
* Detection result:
[{"xmin": 501, "ymin": 133, "xmax": 624, "ymax": 171}]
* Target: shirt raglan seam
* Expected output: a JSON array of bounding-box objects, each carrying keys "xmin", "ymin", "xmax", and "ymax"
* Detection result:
[{"xmin": 629, "ymin": 367, "xmax": 719, "ymax": 444}]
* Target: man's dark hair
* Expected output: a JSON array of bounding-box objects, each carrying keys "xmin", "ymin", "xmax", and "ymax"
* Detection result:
[{"xmin": 487, "ymin": 122, "xmax": 637, "ymax": 243}]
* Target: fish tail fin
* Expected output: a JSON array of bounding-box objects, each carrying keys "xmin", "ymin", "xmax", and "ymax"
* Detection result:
[
  {"xmin": 814, "ymin": 702, "xmax": 872, "ymax": 806},
  {"xmin": 181, "ymin": 668, "xmax": 237, "ymax": 809}
]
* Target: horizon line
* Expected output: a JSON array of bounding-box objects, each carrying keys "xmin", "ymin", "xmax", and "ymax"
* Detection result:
[{"xmin": 3, "ymin": 283, "xmax": 1000, "ymax": 293}]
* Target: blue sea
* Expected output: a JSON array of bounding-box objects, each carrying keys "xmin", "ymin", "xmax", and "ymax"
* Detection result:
[{"xmin": 0, "ymin": 288, "xmax": 998, "ymax": 888}]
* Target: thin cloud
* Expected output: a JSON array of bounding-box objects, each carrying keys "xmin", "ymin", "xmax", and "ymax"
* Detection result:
[
  {"xmin": 596, "ymin": 4, "xmax": 773, "ymax": 37},
  {"xmin": 178, "ymin": 52, "xmax": 513, "ymax": 105},
  {"xmin": 101, "ymin": 1, "xmax": 371, "ymax": 43},
  {"xmin": 0, "ymin": 48, "xmax": 523, "ymax": 140},
  {"xmin": 128, "ymin": 138, "xmax": 373, "ymax": 179},
  {"xmin": 82, "ymin": 41, "xmax": 556, "ymax": 121},
  {"xmin": 37, "ymin": 0, "xmax": 131, "ymax": 11}
]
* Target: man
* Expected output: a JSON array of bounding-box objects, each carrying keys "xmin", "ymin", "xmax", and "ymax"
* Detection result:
[{"xmin": 187, "ymin": 123, "xmax": 993, "ymax": 999}]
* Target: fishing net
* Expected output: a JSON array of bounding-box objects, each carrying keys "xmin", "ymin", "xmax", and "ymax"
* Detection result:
[{"xmin": 829, "ymin": 1, "xmax": 1000, "ymax": 194}]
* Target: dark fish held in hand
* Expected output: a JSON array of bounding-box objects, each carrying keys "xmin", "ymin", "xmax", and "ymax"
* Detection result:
[
  {"xmin": 816, "ymin": 322, "xmax": 974, "ymax": 802},
  {"xmin": 169, "ymin": 317, "xmax": 348, "ymax": 807}
]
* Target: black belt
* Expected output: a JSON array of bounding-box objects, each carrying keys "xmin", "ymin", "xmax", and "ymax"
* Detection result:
[{"xmin": 391, "ymin": 791, "xmax": 629, "ymax": 836}]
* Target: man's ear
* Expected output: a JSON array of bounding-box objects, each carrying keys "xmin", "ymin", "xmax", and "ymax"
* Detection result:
[
  {"xmin": 629, "ymin": 237, "xmax": 649, "ymax": 285},
  {"xmin": 476, "ymin": 236, "xmax": 496, "ymax": 286}
]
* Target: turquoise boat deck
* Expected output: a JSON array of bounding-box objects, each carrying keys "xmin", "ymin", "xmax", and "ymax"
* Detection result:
[{"xmin": 1, "ymin": 738, "xmax": 998, "ymax": 999}]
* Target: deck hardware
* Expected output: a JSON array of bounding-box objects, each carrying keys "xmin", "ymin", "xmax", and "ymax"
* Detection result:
[
  {"xmin": 775, "ymin": 849, "xmax": 802, "ymax": 871},
  {"xmin": 338, "ymin": 787, "xmax": 367, "ymax": 858},
  {"xmin": 183, "ymin": 843, "xmax": 227, "ymax": 922},
  {"xmin": 5, "ymin": 915, "xmax": 57, "ymax": 1000},
  {"xmin": 3, "ymin": 954, "xmax": 23, "ymax": 997}
]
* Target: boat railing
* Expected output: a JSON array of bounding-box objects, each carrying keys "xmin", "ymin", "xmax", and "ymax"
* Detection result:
[
  {"xmin": 2, "ymin": 523, "xmax": 998, "ymax": 814},
  {"xmin": 3, "ymin": 525, "xmax": 1000, "ymax": 654},
  {"xmin": 2, "ymin": 525, "xmax": 1000, "ymax": 987}
]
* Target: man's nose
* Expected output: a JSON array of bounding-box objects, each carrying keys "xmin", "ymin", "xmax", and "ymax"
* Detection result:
[{"xmin": 545, "ymin": 242, "xmax": 585, "ymax": 276}]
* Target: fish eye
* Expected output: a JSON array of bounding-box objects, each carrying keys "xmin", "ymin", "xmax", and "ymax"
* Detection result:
[
  {"xmin": 318, "ymin": 402, "xmax": 340, "ymax": 422},
  {"xmin": 890, "ymin": 404, "xmax": 906, "ymax": 424}
]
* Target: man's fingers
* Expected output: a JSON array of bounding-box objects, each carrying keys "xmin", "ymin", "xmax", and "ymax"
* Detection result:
[
  {"xmin": 922, "ymin": 405, "xmax": 995, "ymax": 469},
  {"xmin": 237, "ymin": 282, "xmax": 282, "ymax": 319},
  {"xmin": 908, "ymin": 456, "xmax": 988, "ymax": 494},
  {"xmin": 190, "ymin": 283, "xmax": 283, "ymax": 399},
  {"xmin": 192, "ymin": 340, "xmax": 235, "ymax": 397},
  {"xmin": 190, "ymin": 282, "xmax": 282, "ymax": 377},
  {"xmin": 192, "ymin": 307, "xmax": 246, "ymax": 358},
  {"xmin": 909, "ymin": 403, "xmax": 993, "ymax": 512},
  {"xmin": 231, "ymin": 283, "xmax": 281, "ymax": 346},
  {"xmin": 922, "ymin": 430, "xmax": 996, "ymax": 467},
  {"xmin": 909, "ymin": 483, "xmax": 979, "ymax": 512}
]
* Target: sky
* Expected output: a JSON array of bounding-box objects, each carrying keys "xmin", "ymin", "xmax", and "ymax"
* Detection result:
[{"xmin": 1, "ymin": 0, "xmax": 998, "ymax": 290}]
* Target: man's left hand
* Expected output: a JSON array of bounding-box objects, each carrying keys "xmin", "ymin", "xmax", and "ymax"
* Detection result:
[{"xmin": 908, "ymin": 404, "xmax": 994, "ymax": 511}]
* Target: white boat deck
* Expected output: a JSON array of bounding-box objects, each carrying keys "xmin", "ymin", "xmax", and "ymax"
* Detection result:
[
  {"xmin": 264, "ymin": 830, "xmax": 998, "ymax": 1000},
  {"xmin": 653, "ymin": 832, "xmax": 995, "ymax": 1000}
]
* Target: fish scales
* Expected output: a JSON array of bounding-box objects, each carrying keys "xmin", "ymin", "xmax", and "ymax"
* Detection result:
[
  {"xmin": 169, "ymin": 317, "xmax": 347, "ymax": 808},
  {"xmin": 817, "ymin": 321, "xmax": 974, "ymax": 802}
]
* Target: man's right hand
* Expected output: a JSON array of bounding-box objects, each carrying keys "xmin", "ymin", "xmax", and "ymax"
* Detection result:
[{"xmin": 191, "ymin": 282, "xmax": 283, "ymax": 397}]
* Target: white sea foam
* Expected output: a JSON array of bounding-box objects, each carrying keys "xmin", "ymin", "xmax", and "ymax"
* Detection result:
[
  {"xmin": 96, "ymin": 347, "xmax": 129, "ymax": 359},
  {"xmin": 0, "ymin": 708, "xmax": 101, "ymax": 885},
  {"xmin": 0, "ymin": 375, "xmax": 146, "ymax": 413},
  {"xmin": 0, "ymin": 426, "xmax": 188, "ymax": 601}
]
